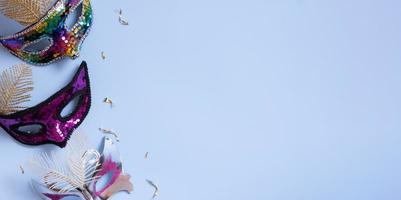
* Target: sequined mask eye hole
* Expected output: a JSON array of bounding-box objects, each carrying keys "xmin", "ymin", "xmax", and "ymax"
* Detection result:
[
  {"xmin": 22, "ymin": 37, "xmax": 53, "ymax": 53},
  {"xmin": 58, "ymin": 92, "xmax": 84, "ymax": 120},
  {"xmin": 66, "ymin": 2, "xmax": 83, "ymax": 30},
  {"xmin": 11, "ymin": 123, "xmax": 46, "ymax": 135},
  {"xmin": 0, "ymin": 0, "xmax": 93, "ymax": 65},
  {"xmin": 0, "ymin": 61, "xmax": 91, "ymax": 147},
  {"xmin": 29, "ymin": 134, "xmax": 133, "ymax": 200}
]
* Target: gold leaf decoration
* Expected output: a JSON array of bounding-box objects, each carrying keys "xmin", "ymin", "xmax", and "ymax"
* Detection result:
[
  {"xmin": 0, "ymin": 64, "xmax": 33, "ymax": 115},
  {"xmin": 0, "ymin": 0, "xmax": 53, "ymax": 26},
  {"xmin": 29, "ymin": 133, "xmax": 101, "ymax": 194}
]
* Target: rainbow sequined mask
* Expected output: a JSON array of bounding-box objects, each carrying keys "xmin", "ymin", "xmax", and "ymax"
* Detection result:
[
  {"xmin": 0, "ymin": 0, "xmax": 93, "ymax": 65},
  {"xmin": 0, "ymin": 61, "xmax": 91, "ymax": 147}
]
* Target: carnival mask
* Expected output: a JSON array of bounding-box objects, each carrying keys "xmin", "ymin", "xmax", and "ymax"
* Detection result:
[
  {"xmin": 30, "ymin": 134, "xmax": 133, "ymax": 200},
  {"xmin": 0, "ymin": 0, "xmax": 93, "ymax": 65},
  {"xmin": 0, "ymin": 61, "xmax": 91, "ymax": 147}
]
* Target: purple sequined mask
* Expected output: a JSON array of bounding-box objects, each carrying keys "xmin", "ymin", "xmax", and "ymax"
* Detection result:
[
  {"xmin": 0, "ymin": 0, "xmax": 93, "ymax": 65},
  {"xmin": 0, "ymin": 61, "xmax": 91, "ymax": 147}
]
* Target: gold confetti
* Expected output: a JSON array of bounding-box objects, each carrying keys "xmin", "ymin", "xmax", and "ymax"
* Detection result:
[
  {"xmin": 146, "ymin": 179, "xmax": 159, "ymax": 199},
  {"xmin": 101, "ymin": 51, "xmax": 106, "ymax": 60},
  {"xmin": 103, "ymin": 98, "xmax": 113, "ymax": 107},
  {"xmin": 99, "ymin": 127, "xmax": 119, "ymax": 142},
  {"xmin": 144, "ymin": 152, "xmax": 149, "ymax": 159},
  {"xmin": 118, "ymin": 9, "xmax": 129, "ymax": 25},
  {"xmin": 20, "ymin": 165, "xmax": 24, "ymax": 174}
]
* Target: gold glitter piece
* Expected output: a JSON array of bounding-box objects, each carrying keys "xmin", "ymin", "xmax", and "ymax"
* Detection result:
[
  {"xmin": 101, "ymin": 51, "xmax": 106, "ymax": 60},
  {"xmin": 144, "ymin": 152, "xmax": 149, "ymax": 159},
  {"xmin": 20, "ymin": 165, "xmax": 24, "ymax": 174},
  {"xmin": 99, "ymin": 127, "xmax": 119, "ymax": 142},
  {"xmin": 146, "ymin": 179, "xmax": 159, "ymax": 199},
  {"xmin": 118, "ymin": 9, "xmax": 129, "ymax": 25},
  {"xmin": 103, "ymin": 97, "xmax": 113, "ymax": 107}
]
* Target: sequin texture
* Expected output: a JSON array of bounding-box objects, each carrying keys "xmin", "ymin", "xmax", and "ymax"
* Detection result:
[
  {"xmin": 0, "ymin": 61, "xmax": 91, "ymax": 147},
  {"xmin": 0, "ymin": 0, "xmax": 93, "ymax": 65}
]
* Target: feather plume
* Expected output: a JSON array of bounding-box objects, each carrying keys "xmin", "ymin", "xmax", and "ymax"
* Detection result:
[
  {"xmin": 0, "ymin": 0, "xmax": 53, "ymax": 26},
  {"xmin": 29, "ymin": 133, "xmax": 101, "ymax": 193},
  {"xmin": 0, "ymin": 63, "xmax": 33, "ymax": 115}
]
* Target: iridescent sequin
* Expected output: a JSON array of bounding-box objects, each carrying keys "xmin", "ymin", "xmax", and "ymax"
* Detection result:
[
  {"xmin": 0, "ymin": 0, "xmax": 93, "ymax": 65},
  {"xmin": 0, "ymin": 61, "xmax": 91, "ymax": 147}
]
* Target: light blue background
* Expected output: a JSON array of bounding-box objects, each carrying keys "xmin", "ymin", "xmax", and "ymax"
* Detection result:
[{"xmin": 0, "ymin": 0, "xmax": 401, "ymax": 199}]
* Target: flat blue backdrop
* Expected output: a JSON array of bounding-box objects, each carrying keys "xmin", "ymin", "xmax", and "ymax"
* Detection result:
[{"xmin": 0, "ymin": 0, "xmax": 401, "ymax": 199}]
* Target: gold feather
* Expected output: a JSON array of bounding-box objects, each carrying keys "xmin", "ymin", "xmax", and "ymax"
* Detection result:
[
  {"xmin": 29, "ymin": 132, "xmax": 101, "ymax": 194},
  {"xmin": 0, "ymin": 0, "xmax": 53, "ymax": 26},
  {"xmin": 0, "ymin": 63, "xmax": 33, "ymax": 115}
]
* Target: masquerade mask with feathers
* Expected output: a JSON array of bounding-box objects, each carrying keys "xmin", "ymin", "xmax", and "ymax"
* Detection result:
[
  {"xmin": 0, "ymin": 0, "xmax": 93, "ymax": 65},
  {"xmin": 30, "ymin": 134, "xmax": 133, "ymax": 200},
  {"xmin": 0, "ymin": 61, "xmax": 91, "ymax": 147}
]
